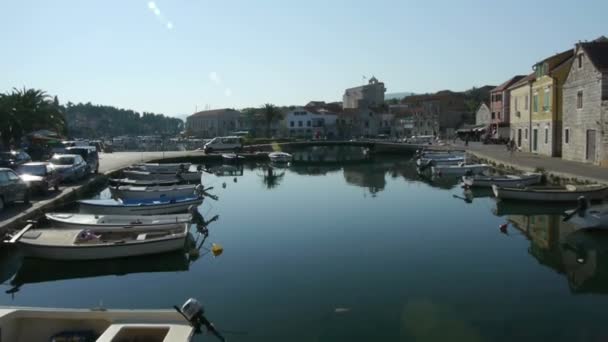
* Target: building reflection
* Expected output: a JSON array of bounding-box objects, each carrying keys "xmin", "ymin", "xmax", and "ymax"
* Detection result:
[{"xmin": 508, "ymin": 213, "xmax": 608, "ymax": 294}]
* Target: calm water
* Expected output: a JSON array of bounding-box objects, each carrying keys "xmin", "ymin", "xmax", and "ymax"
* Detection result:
[{"xmin": 1, "ymin": 149, "xmax": 608, "ymax": 341}]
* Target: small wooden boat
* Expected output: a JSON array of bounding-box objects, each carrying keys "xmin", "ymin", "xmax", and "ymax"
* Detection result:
[
  {"xmin": 417, "ymin": 151, "xmax": 465, "ymax": 160},
  {"xmin": 110, "ymin": 177, "xmax": 181, "ymax": 186},
  {"xmin": 134, "ymin": 162, "xmax": 191, "ymax": 173},
  {"xmin": 268, "ymin": 152, "xmax": 292, "ymax": 163},
  {"xmin": 110, "ymin": 184, "xmax": 200, "ymax": 201},
  {"xmin": 123, "ymin": 170, "xmax": 202, "ymax": 182},
  {"xmin": 12, "ymin": 223, "xmax": 189, "ymax": 260},
  {"xmin": 79, "ymin": 196, "xmax": 203, "ymax": 215},
  {"xmin": 462, "ymin": 172, "xmax": 542, "ymax": 188},
  {"xmin": 417, "ymin": 157, "xmax": 464, "ymax": 167},
  {"xmin": 492, "ymin": 184, "xmax": 608, "ymax": 202},
  {"xmin": 222, "ymin": 153, "xmax": 244, "ymax": 162},
  {"xmin": 566, "ymin": 205, "xmax": 608, "ymax": 229},
  {"xmin": 45, "ymin": 212, "xmax": 192, "ymax": 229},
  {"xmin": 432, "ymin": 163, "xmax": 490, "ymax": 176}
]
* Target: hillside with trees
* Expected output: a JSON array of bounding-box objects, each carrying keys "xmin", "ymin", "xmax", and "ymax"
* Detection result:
[{"xmin": 64, "ymin": 102, "xmax": 183, "ymax": 138}]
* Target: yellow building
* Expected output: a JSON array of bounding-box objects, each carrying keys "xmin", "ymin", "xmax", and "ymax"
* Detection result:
[{"xmin": 530, "ymin": 50, "xmax": 574, "ymax": 156}]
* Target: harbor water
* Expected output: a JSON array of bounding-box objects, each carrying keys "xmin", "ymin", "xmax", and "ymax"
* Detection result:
[{"xmin": 0, "ymin": 149, "xmax": 607, "ymax": 341}]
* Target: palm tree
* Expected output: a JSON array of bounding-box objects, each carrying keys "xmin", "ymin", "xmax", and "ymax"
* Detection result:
[{"xmin": 262, "ymin": 103, "xmax": 281, "ymax": 138}]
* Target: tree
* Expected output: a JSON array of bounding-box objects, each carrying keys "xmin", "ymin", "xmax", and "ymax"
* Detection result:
[{"xmin": 262, "ymin": 103, "xmax": 281, "ymax": 138}]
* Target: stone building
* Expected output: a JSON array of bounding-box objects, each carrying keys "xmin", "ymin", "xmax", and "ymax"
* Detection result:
[
  {"xmin": 343, "ymin": 77, "xmax": 386, "ymax": 109},
  {"xmin": 475, "ymin": 103, "xmax": 491, "ymax": 126},
  {"xmin": 530, "ymin": 49, "xmax": 574, "ymax": 157},
  {"xmin": 562, "ymin": 37, "xmax": 608, "ymax": 166},
  {"xmin": 186, "ymin": 108, "xmax": 241, "ymax": 138},
  {"xmin": 401, "ymin": 90, "xmax": 470, "ymax": 137},
  {"xmin": 508, "ymin": 73, "xmax": 535, "ymax": 151}
]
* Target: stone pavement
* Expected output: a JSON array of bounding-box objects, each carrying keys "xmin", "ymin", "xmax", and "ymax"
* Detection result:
[{"xmin": 458, "ymin": 142, "xmax": 608, "ymax": 184}]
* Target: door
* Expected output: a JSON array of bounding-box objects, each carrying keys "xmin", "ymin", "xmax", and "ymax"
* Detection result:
[
  {"xmin": 517, "ymin": 129, "xmax": 522, "ymax": 147},
  {"xmin": 586, "ymin": 129, "xmax": 597, "ymax": 162},
  {"xmin": 532, "ymin": 129, "xmax": 538, "ymax": 152}
]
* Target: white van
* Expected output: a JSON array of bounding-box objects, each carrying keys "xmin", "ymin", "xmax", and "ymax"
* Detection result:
[{"xmin": 203, "ymin": 136, "xmax": 243, "ymax": 153}]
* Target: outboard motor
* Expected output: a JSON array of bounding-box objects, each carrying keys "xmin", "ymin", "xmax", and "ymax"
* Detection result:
[
  {"xmin": 576, "ymin": 196, "xmax": 589, "ymax": 217},
  {"xmin": 175, "ymin": 298, "xmax": 225, "ymax": 341},
  {"xmin": 188, "ymin": 205, "xmax": 205, "ymax": 226}
]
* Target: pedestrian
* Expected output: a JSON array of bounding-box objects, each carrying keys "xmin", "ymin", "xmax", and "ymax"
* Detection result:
[{"xmin": 465, "ymin": 136, "xmax": 469, "ymax": 147}]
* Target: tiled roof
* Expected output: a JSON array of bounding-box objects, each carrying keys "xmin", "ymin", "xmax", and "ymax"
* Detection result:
[
  {"xmin": 189, "ymin": 108, "xmax": 239, "ymax": 118},
  {"xmin": 507, "ymin": 73, "xmax": 535, "ymax": 90},
  {"xmin": 492, "ymin": 75, "xmax": 526, "ymax": 92},
  {"xmin": 581, "ymin": 40, "xmax": 608, "ymax": 71}
]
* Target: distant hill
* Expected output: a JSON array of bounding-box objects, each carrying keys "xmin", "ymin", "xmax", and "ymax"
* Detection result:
[{"xmin": 385, "ymin": 92, "xmax": 415, "ymax": 101}]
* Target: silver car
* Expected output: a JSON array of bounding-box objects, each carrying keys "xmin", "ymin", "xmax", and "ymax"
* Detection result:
[{"xmin": 49, "ymin": 154, "xmax": 88, "ymax": 182}]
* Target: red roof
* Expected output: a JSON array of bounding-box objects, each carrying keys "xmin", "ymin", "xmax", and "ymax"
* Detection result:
[{"xmin": 491, "ymin": 75, "xmax": 526, "ymax": 92}]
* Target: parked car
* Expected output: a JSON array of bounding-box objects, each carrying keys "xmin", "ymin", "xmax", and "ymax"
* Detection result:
[
  {"xmin": 65, "ymin": 146, "xmax": 99, "ymax": 174},
  {"xmin": 203, "ymin": 136, "xmax": 243, "ymax": 153},
  {"xmin": 0, "ymin": 151, "xmax": 32, "ymax": 169},
  {"xmin": 0, "ymin": 168, "xmax": 30, "ymax": 211},
  {"xmin": 49, "ymin": 154, "xmax": 88, "ymax": 182},
  {"xmin": 16, "ymin": 162, "xmax": 61, "ymax": 194}
]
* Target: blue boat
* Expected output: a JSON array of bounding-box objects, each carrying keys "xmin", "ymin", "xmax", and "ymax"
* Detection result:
[{"xmin": 78, "ymin": 196, "xmax": 203, "ymax": 215}]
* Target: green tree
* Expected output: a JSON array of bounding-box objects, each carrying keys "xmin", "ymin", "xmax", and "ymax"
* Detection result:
[{"xmin": 262, "ymin": 103, "xmax": 281, "ymax": 138}]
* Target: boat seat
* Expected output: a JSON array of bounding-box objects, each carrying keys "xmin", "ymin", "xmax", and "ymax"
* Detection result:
[
  {"xmin": 137, "ymin": 233, "xmax": 147, "ymax": 241},
  {"xmin": 566, "ymin": 184, "xmax": 577, "ymax": 191}
]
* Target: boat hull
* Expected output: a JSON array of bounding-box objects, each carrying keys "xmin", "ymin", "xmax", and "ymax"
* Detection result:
[
  {"xmin": 45, "ymin": 213, "xmax": 192, "ymax": 229},
  {"xmin": 79, "ymin": 198, "xmax": 203, "ymax": 215},
  {"xmin": 135, "ymin": 163, "xmax": 191, "ymax": 173},
  {"xmin": 492, "ymin": 185, "xmax": 608, "ymax": 202},
  {"xmin": 110, "ymin": 185, "xmax": 197, "ymax": 201},
  {"xmin": 462, "ymin": 173, "xmax": 542, "ymax": 188},
  {"xmin": 432, "ymin": 164, "xmax": 489, "ymax": 176},
  {"xmin": 122, "ymin": 170, "xmax": 201, "ymax": 182},
  {"xmin": 19, "ymin": 235, "xmax": 187, "ymax": 260}
]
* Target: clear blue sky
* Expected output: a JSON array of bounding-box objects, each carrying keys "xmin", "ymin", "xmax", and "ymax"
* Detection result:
[{"xmin": 1, "ymin": 0, "xmax": 606, "ymax": 117}]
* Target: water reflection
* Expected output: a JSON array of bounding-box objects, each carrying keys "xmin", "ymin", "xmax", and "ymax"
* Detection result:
[
  {"xmin": 259, "ymin": 166, "xmax": 285, "ymax": 190},
  {"xmin": 7, "ymin": 251, "xmax": 190, "ymax": 294},
  {"xmin": 290, "ymin": 146, "xmax": 369, "ymax": 164}
]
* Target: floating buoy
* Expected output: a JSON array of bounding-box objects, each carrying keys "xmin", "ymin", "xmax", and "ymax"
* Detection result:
[
  {"xmin": 211, "ymin": 243, "xmax": 224, "ymax": 257},
  {"xmin": 499, "ymin": 223, "xmax": 508, "ymax": 234}
]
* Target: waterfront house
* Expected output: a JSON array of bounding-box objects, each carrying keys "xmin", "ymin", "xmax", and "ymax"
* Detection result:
[
  {"xmin": 562, "ymin": 37, "xmax": 608, "ymax": 166},
  {"xmin": 475, "ymin": 103, "xmax": 491, "ymax": 126},
  {"xmin": 402, "ymin": 90, "xmax": 470, "ymax": 137},
  {"xmin": 507, "ymin": 73, "xmax": 535, "ymax": 151},
  {"xmin": 489, "ymin": 76, "xmax": 526, "ymax": 140},
  {"xmin": 285, "ymin": 107, "xmax": 337, "ymax": 139},
  {"xmin": 530, "ymin": 49, "xmax": 574, "ymax": 156},
  {"xmin": 186, "ymin": 108, "xmax": 242, "ymax": 138}
]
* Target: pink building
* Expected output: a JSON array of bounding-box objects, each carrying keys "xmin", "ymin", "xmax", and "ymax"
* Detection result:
[{"xmin": 489, "ymin": 75, "xmax": 525, "ymax": 139}]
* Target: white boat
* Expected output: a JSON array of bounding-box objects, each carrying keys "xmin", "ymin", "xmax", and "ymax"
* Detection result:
[
  {"xmin": 110, "ymin": 184, "xmax": 200, "ymax": 201},
  {"xmin": 123, "ymin": 170, "xmax": 202, "ymax": 182},
  {"xmin": 12, "ymin": 223, "xmax": 189, "ymax": 260},
  {"xmin": 45, "ymin": 212, "xmax": 192, "ymax": 229},
  {"xmin": 222, "ymin": 153, "xmax": 244, "ymax": 162},
  {"xmin": 268, "ymin": 152, "xmax": 292, "ymax": 163},
  {"xmin": 0, "ymin": 306, "xmax": 194, "ymax": 341},
  {"xmin": 135, "ymin": 163, "xmax": 191, "ymax": 173},
  {"xmin": 432, "ymin": 163, "xmax": 490, "ymax": 176},
  {"xmin": 492, "ymin": 184, "xmax": 608, "ymax": 202},
  {"xmin": 565, "ymin": 204, "xmax": 608, "ymax": 229},
  {"xmin": 110, "ymin": 177, "xmax": 181, "ymax": 186},
  {"xmin": 79, "ymin": 197, "xmax": 203, "ymax": 215},
  {"xmin": 462, "ymin": 172, "xmax": 542, "ymax": 188},
  {"xmin": 418, "ymin": 150, "xmax": 465, "ymax": 159},
  {"xmin": 417, "ymin": 157, "xmax": 464, "ymax": 167}
]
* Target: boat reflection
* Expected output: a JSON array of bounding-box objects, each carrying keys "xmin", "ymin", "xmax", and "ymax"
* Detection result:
[
  {"xmin": 207, "ymin": 164, "xmax": 244, "ymax": 177},
  {"xmin": 259, "ymin": 166, "xmax": 285, "ymax": 190},
  {"xmin": 8, "ymin": 251, "xmax": 190, "ymax": 294},
  {"xmin": 290, "ymin": 146, "xmax": 370, "ymax": 164},
  {"xmin": 494, "ymin": 201, "xmax": 574, "ymax": 217}
]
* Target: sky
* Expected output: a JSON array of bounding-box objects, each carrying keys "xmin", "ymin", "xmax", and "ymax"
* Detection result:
[{"xmin": 1, "ymin": 0, "xmax": 607, "ymax": 118}]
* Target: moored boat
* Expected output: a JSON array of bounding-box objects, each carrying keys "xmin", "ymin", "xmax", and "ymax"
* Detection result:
[
  {"xmin": 492, "ymin": 184, "xmax": 608, "ymax": 202},
  {"xmin": 462, "ymin": 172, "xmax": 542, "ymax": 188},
  {"xmin": 268, "ymin": 151, "xmax": 292, "ymax": 163},
  {"xmin": 134, "ymin": 162, "xmax": 191, "ymax": 173},
  {"xmin": 432, "ymin": 163, "xmax": 490, "ymax": 176},
  {"xmin": 222, "ymin": 153, "xmax": 244, "ymax": 162},
  {"xmin": 110, "ymin": 184, "xmax": 201, "ymax": 201},
  {"xmin": 45, "ymin": 212, "xmax": 192, "ymax": 229},
  {"xmin": 110, "ymin": 177, "xmax": 181, "ymax": 186},
  {"xmin": 417, "ymin": 157, "xmax": 464, "ymax": 167},
  {"xmin": 79, "ymin": 196, "xmax": 204, "ymax": 215},
  {"xmin": 565, "ymin": 204, "xmax": 608, "ymax": 230},
  {"xmin": 123, "ymin": 170, "xmax": 202, "ymax": 182}
]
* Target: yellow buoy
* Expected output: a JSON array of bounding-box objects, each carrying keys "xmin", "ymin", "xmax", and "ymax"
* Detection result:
[{"xmin": 211, "ymin": 243, "xmax": 224, "ymax": 257}]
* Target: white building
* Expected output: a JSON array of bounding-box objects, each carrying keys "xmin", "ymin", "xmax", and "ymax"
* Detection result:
[
  {"xmin": 284, "ymin": 107, "xmax": 337, "ymax": 138},
  {"xmin": 186, "ymin": 108, "xmax": 241, "ymax": 138},
  {"xmin": 343, "ymin": 76, "xmax": 386, "ymax": 109}
]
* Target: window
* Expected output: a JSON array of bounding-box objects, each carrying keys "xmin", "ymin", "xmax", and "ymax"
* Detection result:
[
  {"xmin": 578, "ymin": 54, "xmax": 583, "ymax": 68},
  {"xmin": 364, "ymin": 121, "xmax": 369, "ymax": 128},
  {"xmin": 491, "ymin": 112, "xmax": 496, "ymax": 119},
  {"xmin": 544, "ymin": 87, "xmax": 551, "ymax": 111},
  {"xmin": 533, "ymin": 93, "xmax": 539, "ymax": 112},
  {"xmin": 577, "ymin": 91, "xmax": 583, "ymax": 109},
  {"xmin": 7, "ymin": 171, "xmax": 19, "ymax": 181},
  {"xmin": 565, "ymin": 128, "xmax": 570, "ymax": 144},
  {"xmin": 514, "ymin": 97, "xmax": 518, "ymax": 111},
  {"xmin": 544, "ymin": 128, "xmax": 549, "ymax": 144},
  {"xmin": 497, "ymin": 112, "xmax": 501, "ymax": 120},
  {"xmin": 524, "ymin": 95, "xmax": 529, "ymax": 110},
  {"xmin": 525, "ymin": 128, "xmax": 528, "ymax": 139},
  {"xmin": 290, "ymin": 121, "xmax": 294, "ymax": 127},
  {"xmin": 307, "ymin": 121, "xmax": 311, "ymax": 127}
]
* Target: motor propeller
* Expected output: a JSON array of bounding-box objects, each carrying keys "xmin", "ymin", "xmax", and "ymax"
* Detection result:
[
  {"xmin": 562, "ymin": 196, "xmax": 589, "ymax": 222},
  {"xmin": 174, "ymin": 298, "xmax": 225, "ymax": 341}
]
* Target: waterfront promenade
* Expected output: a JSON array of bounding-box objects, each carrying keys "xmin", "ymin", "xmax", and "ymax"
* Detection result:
[{"xmin": 462, "ymin": 142, "xmax": 608, "ymax": 184}]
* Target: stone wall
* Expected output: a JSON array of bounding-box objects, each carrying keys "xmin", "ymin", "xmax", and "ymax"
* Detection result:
[
  {"xmin": 531, "ymin": 120, "xmax": 554, "ymax": 155},
  {"xmin": 562, "ymin": 49, "xmax": 605, "ymax": 165}
]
